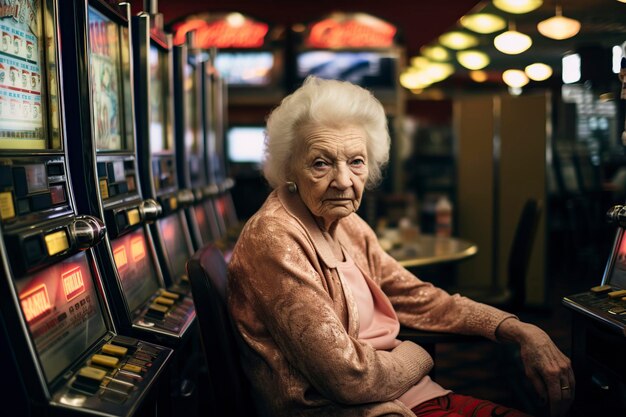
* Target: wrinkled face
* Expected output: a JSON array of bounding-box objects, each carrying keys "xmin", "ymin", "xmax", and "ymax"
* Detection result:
[{"xmin": 292, "ymin": 125, "xmax": 369, "ymax": 228}]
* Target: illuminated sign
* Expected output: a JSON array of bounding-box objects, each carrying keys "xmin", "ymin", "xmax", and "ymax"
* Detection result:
[
  {"xmin": 172, "ymin": 13, "xmax": 268, "ymax": 49},
  {"xmin": 127, "ymin": 208, "xmax": 140, "ymax": 226},
  {"xmin": 306, "ymin": 14, "xmax": 397, "ymax": 49},
  {"xmin": 130, "ymin": 236, "xmax": 145, "ymax": 262},
  {"xmin": 113, "ymin": 245, "xmax": 128, "ymax": 269},
  {"xmin": 20, "ymin": 284, "xmax": 51, "ymax": 323},
  {"xmin": 62, "ymin": 266, "xmax": 85, "ymax": 301}
]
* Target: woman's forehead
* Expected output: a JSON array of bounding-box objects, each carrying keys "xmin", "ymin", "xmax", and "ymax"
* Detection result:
[{"xmin": 301, "ymin": 126, "xmax": 367, "ymax": 150}]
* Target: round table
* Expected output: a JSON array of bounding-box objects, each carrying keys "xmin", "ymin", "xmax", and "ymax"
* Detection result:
[{"xmin": 379, "ymin": 232, "xmax": 478, "ymax": 268}]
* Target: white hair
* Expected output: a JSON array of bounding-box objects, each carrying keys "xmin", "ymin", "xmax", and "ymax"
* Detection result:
[{"xmin": 263, "ymin": 76, "xmax": 390, "ymax": 189}]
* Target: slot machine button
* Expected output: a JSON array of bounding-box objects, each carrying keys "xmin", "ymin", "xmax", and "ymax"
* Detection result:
[
  {"xmin": 146, "ymin": 303, "xmax": 169, "ymax": 319},
  {"xmin": 97, "ymin": 162, "xmax": 107, "ymax": 177},
  {"xmin": 160, "ymin": 290, "xmax": 180, "ymax": 300},
  {"xmin": 127, "ymin": 358, "xmax": 150, "ymax": 368},
  {"xmin": 111, "ymin": 335, "xmax": 139, "ymax": 349},
  {"xmin": 0, "ymin": 165, "xmax": 12, "ymax": 187},
  {"xmin": 104, "ymin": 378, "xmax": 134, "ymax": 394},
  {"xmin": 101, "ymin": 344, "xmax": 128, "ymax": 357},
  {"xmin": 0, "ymin": 191, "xmax": 16, "ymax": 220},
  {"xmin": 133, "ymin": 352, "xmax": 153, "ymax": 362},
  {"xmin": 180, "ymin": 274, "xmax": 189, "ymax": 283},
  {"xmin": 138, "ymin": 345, "xmax": 160, "ymax": 356},
  {"xmin": 99, "ymin": 179, "xmax": 109, "ymax": 199},
  {"xmin": 12, "ymin": 167, "xmax": 27, "ymax": 197},
  {"xmin": 106, "ymin": 163, "xmax": 116, "ymax": 182},
  {"xmin": 115, "ymin": 211, "xmax": 128, "ymax": 230},
  {"xmin": 590, "ymin": 285, "xmax": 613, "ymax": 294},
  {"xmin": 154, "ymin": 296, "xmax": 175, "ymax": 306},
  {"xmin": 91, "ymin": 354, "xmax": 120, "ymax": 369},
  {"xmin": 122, "ymin": 364, "xmax": 144, "ymax": 374},
  {"xmin": 72, "ymin": 366, "xmax": 106, "ymax": 394},
  {"xmin": 608, "ymin": 289, "xmax": 626, "ymax": 299},
  {"xmin": 30, "ymin": 193, "xmax": 52, "ymax": 210},
  {"xmin": 23, "ymin": 235, "xmax": 44, "ymax": 264},
  {"xmin": 608, "ymin": 306, "xmax": 626, "ymax": 315}
]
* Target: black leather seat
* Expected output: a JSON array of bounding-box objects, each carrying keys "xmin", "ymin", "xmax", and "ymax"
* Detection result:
[{"xmin": 186, "ymin": 244, "xmax": 258, "ymax": 417}]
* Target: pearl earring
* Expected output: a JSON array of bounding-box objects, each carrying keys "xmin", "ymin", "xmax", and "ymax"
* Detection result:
[{"xmin": 287, "ymin": 181, "xmax": 298, "ymax": 193}]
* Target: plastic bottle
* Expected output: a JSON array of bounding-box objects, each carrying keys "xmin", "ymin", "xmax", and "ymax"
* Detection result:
[{"xmin": 435, "ymin": 195, "xmax": 452, "ymax": 237}]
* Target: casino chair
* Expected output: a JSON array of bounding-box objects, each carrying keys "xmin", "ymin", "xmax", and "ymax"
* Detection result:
[
  {"xmin": 400, "ymin": 198, "xmax": 543, "ymax": 368},
  {"xmin": 186, "ymin": 243, "xmax": 259, "ymax": 417}
]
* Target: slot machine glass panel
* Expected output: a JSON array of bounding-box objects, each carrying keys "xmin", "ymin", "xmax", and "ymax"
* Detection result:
[
  {"xmin": 16, "ymin": 252, "xmax": 108, "ymax": 383},
  {"xmin": 0, "ymin": 0, "xmax": 60, "ymax": 152}
]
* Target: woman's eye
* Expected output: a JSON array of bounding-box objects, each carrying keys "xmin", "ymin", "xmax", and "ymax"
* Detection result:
[
  {"xmin": 313, "ymin": 160, "xmax": 328, "ymax": 168},
  {"xmin": 351, "ymin": 158, "xmax": 365, "ymax": 166}
]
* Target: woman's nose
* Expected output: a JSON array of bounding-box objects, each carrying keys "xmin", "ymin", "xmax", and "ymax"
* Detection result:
[{"xmin": 332, "ymin": 164, "xmax": 352, "ymax": 189}]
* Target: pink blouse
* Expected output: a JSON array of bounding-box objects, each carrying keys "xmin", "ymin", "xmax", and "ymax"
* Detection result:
[{"xmin": 336, "ymin": 250, "xmax": 450, "ymax": 409}]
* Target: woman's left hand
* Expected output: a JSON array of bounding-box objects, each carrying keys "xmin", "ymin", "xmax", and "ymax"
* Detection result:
[{"xmin": 496, "ymin": 318, "xmax": 575, "ymax": 417}]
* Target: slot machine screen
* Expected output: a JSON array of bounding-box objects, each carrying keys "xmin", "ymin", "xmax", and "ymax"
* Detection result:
[
  {"xmin": 226, "ymin": 126, "xmax": 265, "ymax": 164},
  {"xmin": 88, "ymin": 6, "xmax": 124, "ymax": 151},
  {"xmin": 110, "ymin": 228, "xmax": 161, "ymax": 313},
  {"xmin": 157, "ymin": 215, "xmax": 189, "ymax": 279},
  {"xmin": 0, "ymin": 0, "xmax": 61, "ymax": 150},
  {"xmin": 149, "ymin": 44, "xmax": 169, "ymax": 153},
  {"xmin": 214, "ymin": 51, "xmax": 274, "ymax": 86},
  {"xmin": 606, "ymin": 230, "xmax": 626, "ymax": 289},
  {"xmin": 296, "ymin": 51, "xmax": 397, "ymax": 88},
  {"xmin": 194, "ymin": 204, "xmax": 211, "ymax": 243},
  {"xmin": 120, "ymin": 26, "xmax": 134, "ymax": 150},
  {"xmin": 16, "ymin": 252, "xmax": 108, "ymax": 383}
]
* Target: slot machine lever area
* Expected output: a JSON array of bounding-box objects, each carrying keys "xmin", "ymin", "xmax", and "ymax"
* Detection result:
[
  {"xmin": 139, "ymin": 198, "xmax": 162, "ymax": 223},
  {"xmin": 606, "ymin": 205, "xmax": 626, "ymax": 228},
  {"xmin": 70, "ymin": 216, "xmax": 106, "ymax": 249}
]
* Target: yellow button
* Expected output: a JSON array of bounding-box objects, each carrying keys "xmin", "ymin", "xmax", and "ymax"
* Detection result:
[
  {"xmin": 127, "ymin": 208, "xmax": 140, "ymax": 226},
  {"xmin": 91, "ymin": 354, "xmax": 120, "ymax": 368},
  {"xmin": 590, "ymin": 285, "xmax": 613, "ymax": 293},
  {"xmin": 148, "ymin": 303, "xmax": 169, "ymax": 314},
  {"xmin": 160, "ymin": 290, "xmax": 180, "ymax": 300},
  {"xmin": 99, "ymin": 179, "xmax": 109, "ymax": 199},
  {"xmin": 180, "ymin": 274, "xmax": 189, "ymax": 282},
  {"xmin": 44, "ymin": 229, "xmax": 69, "ymax": 256},
  {"xmin": 122, "ymin": 364, "xmax": 143, "ymax": 373},
  {"xmin": 0, "ymin": 191, "xmax": 15, "ymax": 220},
  {"xmin": 608, "ymin": 289, "xmax": 626, "ymax": 299},
  {"xmin": 77, "ymin": 366, "xmax": 107, "ymax": 382},
  {"xmin": 170, "ymin": 197, "xmax": 177, "ymax": 210},
  {"xmin": 102, "ymin": 344, "xmax": 128, "ymax": 357},
  {"xmin": 154, "ymin": 296, "xmax": 175, "ymax": 306}
]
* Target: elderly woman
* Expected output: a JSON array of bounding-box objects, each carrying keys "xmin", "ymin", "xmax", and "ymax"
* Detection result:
[{"xmin": 227, "ymin": 77, "xmax": 573, "ymax": 417}]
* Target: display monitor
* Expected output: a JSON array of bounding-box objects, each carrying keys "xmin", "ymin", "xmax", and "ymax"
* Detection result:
[
  {"xmin": 88, "ymin": 6, "xmax": 124, "ymax": 151},
  {"xmin": 0, "ymin": 0, "xmax": 61, "ymax": 150},
  {"xmin": 111, "ymin": 228, "xmax": 161, "ymax": 313},
  {"xmin": 214, "ymin": 51, "xmax": 274, "ymax": 86},
  {"xmin": 157, "ymin": 215, "xmax": 190, "ymax": 280},
  {"xmin": 148, "ymin": 44, "xmax": 170, "ymax": 153},
  {"xmin": 226, "ymin": 126, "xmax": 265, "ymax": 164},
  {"xmin": 296, "ymin": 50, "xmax": 397, "ymax": 88},
  {"xmin": 16, "ymin": 252, "xmax": 108, "ymax": 382},
  {"xmin": 605, "ymin": 230, "xmax": 626, "ymax": 289}
]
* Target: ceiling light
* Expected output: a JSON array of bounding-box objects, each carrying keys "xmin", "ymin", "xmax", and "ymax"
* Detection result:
[
  {"xmin": 493, "ymin": 0, "xmax": 543, "ymax": 14},
  {"xmin": 400, "ymin": 70, "xmax": 432, "ymax": 90},
  {"xmin": 410, "ymin": 56, "xmax": 430, "ymax": 69},
  {"xmin": 537, "ymin": 5, "xmax": 581, "ymax": 40},
  {"xmin": 420, "ymin": 45, "xmax": 450, "ymax": 61},
  {"xmin": 525, "ymin": 63, "xmax": 553, "ymax": 81},
  {"xmin": 494, "ymin": 22, "xmax": 532, "ymax": 54},
  {"xmin": 457, "ymin": 50, "xmax": 490, "ymax": 70},
  {"xmin": 460, "ymin": 14, "xmax": 506, "ymax": 34},
  {"xmin": 502, "ymin": 69, "xmax": 529, "ymax": 88},
  {"xmin": 424, "ymin": 62, "xmax": 455, "ymax": 82},
  {"xmin": 470, "ymin": 70, "xmax": 489, "ymax": 82},
  {"xmin": 438, "ymin": 31, "xmax": 479, "ymax": 50}
]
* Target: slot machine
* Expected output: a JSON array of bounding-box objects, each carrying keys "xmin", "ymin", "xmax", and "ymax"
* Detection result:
[
  {"xmin": 57, "ymin": 0, "xmax": 203, "ymax": 414},
  {"xmin": 562, "ymin": 205, "xmax": 626, "ymax": 415},
  {"xmin": 132, "ymin": 2, "xmax": 195, "ymax": 289},
  {"xmin": 173, "ymin": 33, "xmax": 221, "ymax": 249},
  {"xmin": 205, "ymin": 49, "xmax": 240, "ymax": 243},
  {"xmin": 0, "ymin": 1, "xmax": 172, "ymax": 415}
]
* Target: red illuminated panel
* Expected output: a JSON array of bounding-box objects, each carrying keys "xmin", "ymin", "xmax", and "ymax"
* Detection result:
[
  {"xmin": 216, "ymin": 197, "xmax": 225, "ymax": 216},
  {"xmin": 130, "ymin": 236, "xmax": 146, "ymax": 262},
  {"xmin": 61, "ymin": 266, "xmax": 86, "ymax": 301},
  {"xmin": 173, "ymin": 15, "xmax": 268, "ymax": 48},
  {"xmin": 113, "ymin": 245, "xmax": 128, "ymax": 269},
  {"xmin": 616, "ymin": 233, "xmax": 626, "ymax": 271},
  {"xmin": 306, "ymin": 15, "xmax": 396, "ymax": 48},
  {"xmin": 20, "ymin": 284, "xmax": 52, "ymax": 323}
]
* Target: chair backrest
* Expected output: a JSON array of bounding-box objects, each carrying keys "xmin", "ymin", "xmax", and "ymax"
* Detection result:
[
  {"xmin": 507, "ymin": 198, "xmax": 542, "ymax": 312},
  {"xmin": 186, "ymin": 244, "xmax": 257, "ymax": 417}
]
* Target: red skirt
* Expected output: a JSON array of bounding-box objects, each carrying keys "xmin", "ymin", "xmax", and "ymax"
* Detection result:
[{"xmin": 411, "ymin": 393, "xmax": 533, "ymax": 417}]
